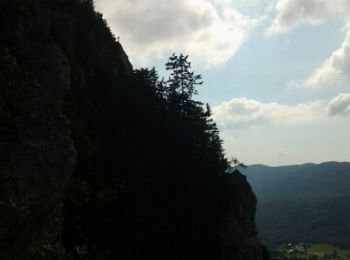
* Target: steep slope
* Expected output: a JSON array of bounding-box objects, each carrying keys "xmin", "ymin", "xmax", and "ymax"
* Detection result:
[
  {"xmin": 0, "ymin": 0, "xmax": 268, "ymax": 259},
  {"xmin": 0, "ymin": 0, "xmax": 134, "ymax": 257},
  {"xmin": 0, "ymin": 0, "xmax": 79, "ymax": 257},
  {"xmin": 220, "ymin": 172, "xmax": 270, "ymax": 260},
  {"xmin": 244, "ymin": 162, "xmax": 350, "ymax": 250}
]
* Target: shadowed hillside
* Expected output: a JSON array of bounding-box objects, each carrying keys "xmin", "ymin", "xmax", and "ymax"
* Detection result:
[{"xmin": 0, "ymin": 0, "xmax": 268, "ymax": 259}]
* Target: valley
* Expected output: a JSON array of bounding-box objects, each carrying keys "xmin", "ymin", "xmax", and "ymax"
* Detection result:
[{"xmin": 244, "ymin": 162, "xmax": 350, "ymax": 257}]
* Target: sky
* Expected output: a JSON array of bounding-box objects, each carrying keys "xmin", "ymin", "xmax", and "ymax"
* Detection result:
[{"xmin": 95, "ymin": 0, "xmax": 350, "ymax": 166}]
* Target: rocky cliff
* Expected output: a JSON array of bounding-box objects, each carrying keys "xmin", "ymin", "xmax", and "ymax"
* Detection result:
[
  {"xmin": 220, "ymin": 172, "xmax": 269, "ymax": 259},
  {"xmin": 0, "ymin": 1, "xmax": 77, "ymax": 257},
  {"xmin": 0, "ymin": 0, "xmax": 268, "ymax": 259}
]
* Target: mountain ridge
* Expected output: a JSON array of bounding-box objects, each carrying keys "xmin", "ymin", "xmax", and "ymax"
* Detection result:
[
  {"xmin": 248, "ymin": 161, "xmax": 350, "ymax": 168},
  {"xmin": 244, "ymin": 161, "xmax": 350, "ymax": 201},
  {"xmin": 243, "ymin": 161, "xmax": 350, "ymax": 250}
]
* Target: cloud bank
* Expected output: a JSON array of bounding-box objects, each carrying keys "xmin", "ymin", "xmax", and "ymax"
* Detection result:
[
  {"xmin": 305, "ymin": 31, "xmax": 350, "ymax": 87},
  {"xmin": 267, "ymin": 0, "xmax": 350, "ymax": 35},
  {"xmin": 95, "ymin": 0, "xmax": 257, "ymax": 67},
  {"xmin": 327, "ymin": 93, "xmax": 350, "ymax": 117},
  {"xmin": 287, "ymin": 31, "xmax": 350, "ymax": 89},
  {"xmin": 267, "ymin": 0, "xmax": 350, "ymax": 89},
  {"xmin": 214, "ymin": 96, "xmax": 350, "ymax": 165},
  {"xmin": 212, "ymin": 97, "xmax": 322, "ymax": 129}
]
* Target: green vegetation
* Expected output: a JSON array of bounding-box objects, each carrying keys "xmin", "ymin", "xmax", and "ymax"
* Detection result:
[
  {"xmin": 246, "ymin": 163, "xmax": 350, "ymax": 202},
  {"xmin": 274, "ymin": 243, "xmax": 350, "ymax": 259},
  {"xmin": 308, "ymin": 244, "xmax": 350, "ymax": 259},
  {"xmin": 245, "ymin": 163, "xmax": 350, "ymax": 254}
]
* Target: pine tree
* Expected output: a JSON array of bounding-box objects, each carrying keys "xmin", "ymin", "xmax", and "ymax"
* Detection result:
[{"xmin": 165, "ymin": 53, "xmax": 203, "ymax": 101}]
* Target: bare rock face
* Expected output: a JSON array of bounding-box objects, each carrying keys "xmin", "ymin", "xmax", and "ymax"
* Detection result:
[
  {"xmin": 0, "ymin": 40, "xmax": 76, "ymax": 256},
  {"xmin": 15, "ymin": 41, "xmax": 75, "ymax": 176},
  {"xmin": 220, "ymin": 172, "xmax": 270, "ymax": 260}
]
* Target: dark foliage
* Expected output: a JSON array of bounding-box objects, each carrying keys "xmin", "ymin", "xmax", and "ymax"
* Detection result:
[{"xmin": 0, "ymin": 0, "xmax": 267, "ymax": 259}]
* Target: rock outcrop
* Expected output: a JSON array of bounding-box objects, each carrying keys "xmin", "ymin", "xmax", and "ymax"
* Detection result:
[
  {"xmin": 0, "ymin": 25, "xmax": 76, "ymax": 260},
  {"xmin": 220, "ymin": 171, "xmax": 269, "ymax": 259}
]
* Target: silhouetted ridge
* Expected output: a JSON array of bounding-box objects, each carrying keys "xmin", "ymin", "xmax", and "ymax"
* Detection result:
[{"xmin": 0, "ymin": 0, "xmax": 268, "ymax": 259}]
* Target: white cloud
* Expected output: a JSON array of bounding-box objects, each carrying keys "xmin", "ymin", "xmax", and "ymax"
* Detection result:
[
  {"xmin": 212, "ymin": 0, "xmax": 262, "ymax": 8},
  {"xmin": 327, "ymin": 93, "xmax": 350, "ymax": 117},
  {"xmin": 214, "ymin": 96, "xmax": 350, "ymax": 165},
  {"xmin": 266, "ymin": 0, "xmax": 350, "ymax": 89},
  {"xmin": 267, "ymin": 0, "xmax": 350, "ymax": 35},
  {"xmin": 287, "ymin": 30, "xmax": 350, "ymax": 89},
  {"xmin": 305, "ymin": 31, "xmax": 350, "ymax": 87},
  {"xmin": 212, "ymin": 97, "xmax": 322, "ymax": 129},
  {"xmin": 95, "ymin": 0, "xmax": 257, "ymax": 67},
  {"xmin": 212, "ymin": 0, "xmax": 232, "ymax": 7}
]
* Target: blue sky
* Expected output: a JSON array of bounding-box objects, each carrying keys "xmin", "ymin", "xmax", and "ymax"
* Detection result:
[{"xmin": 95, "ymin": 0, "xmax": 350, "ymax": 165}]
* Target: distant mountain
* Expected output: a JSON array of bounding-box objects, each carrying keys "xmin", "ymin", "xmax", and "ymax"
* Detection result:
[{"xmin": 244, "ymin": 162, "xmax": 350, "ymax": 251}]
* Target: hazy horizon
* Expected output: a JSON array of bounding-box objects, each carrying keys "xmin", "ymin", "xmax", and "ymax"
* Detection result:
[{"xmin": 247, "ymin": 160, "xmax": 350, "ymax": 167}]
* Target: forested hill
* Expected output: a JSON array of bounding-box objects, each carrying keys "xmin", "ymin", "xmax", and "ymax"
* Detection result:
[
  {"xmin": 244, "ymin": 162, "xmax": 350, "ymax": 251},
  {"xmin": 0, "ymin": 0, "xmax": 268, "ymax": 259},
  {"xmin": 245, "ymin": 162, "xmax": 350, "ymax": 201}
]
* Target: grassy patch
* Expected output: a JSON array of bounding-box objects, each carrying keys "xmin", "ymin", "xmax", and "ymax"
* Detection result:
[{"xmin": 308, "ymin": 243, "xmax": 350, "ymax": 258}]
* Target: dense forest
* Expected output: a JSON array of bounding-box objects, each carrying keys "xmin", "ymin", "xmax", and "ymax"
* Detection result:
[
  {"xmin": 0, "ymin": 0, "xmax": 268, "ymax": 259},
  {"xmin": 245, "ymin": 162, "xmax": 350, "ymax": 252}
]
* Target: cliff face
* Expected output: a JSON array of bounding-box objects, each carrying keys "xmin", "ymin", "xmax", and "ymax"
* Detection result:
[
  {"xmin": 220, "ymin": 172, "xmax": 269, "ymax": 260},
  {"xmin": 0, "ymin": 0, "xmax": 268, "ymax": 259},
  {"xmin": 0, "ymin": 0, "xmax": 134, "ymax": 256},
  {"xmin": 0, "ymin": 2, "xmax": 77, "ymax": 257}
]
